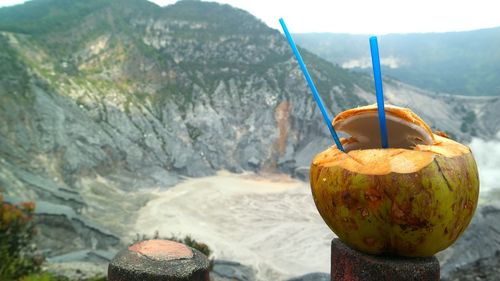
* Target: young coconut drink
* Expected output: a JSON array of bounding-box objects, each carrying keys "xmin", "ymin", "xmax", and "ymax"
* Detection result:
[{"xmin": 310, "ymin": 104, "xmax": 479, "ymax": 257}]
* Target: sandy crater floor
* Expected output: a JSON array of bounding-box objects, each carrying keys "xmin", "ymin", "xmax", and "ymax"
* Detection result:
[{"xmin": 132, "ymin": 171, "xmax": 334, "ymax": 281}]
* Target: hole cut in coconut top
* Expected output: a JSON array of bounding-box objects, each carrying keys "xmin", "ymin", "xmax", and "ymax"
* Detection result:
[
  {"xmin": 316, "ymin": 104, "xmax": 471, "ymax": 175},
  {"xmin": 333, "ymin": 104, "xmax": 435, "ymax": 152},
  {"xmin": 313, "ymin": 134, "xmax": 471, "ymax": 175}
]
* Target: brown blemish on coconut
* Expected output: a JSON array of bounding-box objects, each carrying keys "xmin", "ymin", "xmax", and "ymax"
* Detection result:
[
  {"xmin": 364, "ymin": 237, "xmax": 376, "ymax": 246},
  {"xmin": 342, "ymin": 217, "xmax": 359, "ymax": 231},
  {"xmin": 365, "ymin": 187, "xmax": 383, "ymax": 210},
  {"xmin": 342, "ymin": 191, "xmax": 359, "ymax": 210},
  {"xmin": 360, "ymin": 208, "xmax": 369, "ymax": 218}
]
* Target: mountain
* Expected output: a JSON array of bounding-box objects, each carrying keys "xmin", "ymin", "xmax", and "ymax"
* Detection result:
[
  {"xmin": 293, "ymin": 28, "xmax": 500, "ymax": 96},
  {"xmin": 0, "ymin": 0, "xmax": 499, "ymax": 273}
]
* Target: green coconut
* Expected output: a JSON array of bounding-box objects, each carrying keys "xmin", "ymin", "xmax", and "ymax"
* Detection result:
[{"xmin": 310, "ymin": 104, "xmax": 479, "ymax": 257}]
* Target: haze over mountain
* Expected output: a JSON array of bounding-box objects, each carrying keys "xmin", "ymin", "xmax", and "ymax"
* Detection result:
[
  {"xmin": 294, "ymin": 29, "xmax": 500, "ymax": 97},
  {"xmin": 0, "ymin": 0, "xmax": 499, "ymax": 279}
]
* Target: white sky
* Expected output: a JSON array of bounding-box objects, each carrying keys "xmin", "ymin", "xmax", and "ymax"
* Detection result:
[{"xmin": 1, "ymin": 0, "xmax": 500, "ymax": 34}]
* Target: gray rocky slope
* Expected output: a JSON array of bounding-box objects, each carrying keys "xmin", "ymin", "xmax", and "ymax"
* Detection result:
[{"xmin": 0, "ymin": 0, "xmax": 498, "ymax": 275}]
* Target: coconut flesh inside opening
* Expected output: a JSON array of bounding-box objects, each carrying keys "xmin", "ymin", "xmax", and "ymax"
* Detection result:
[{"xmin": 334, "ymin": 112, "xmax": 434, "ymax": 152}]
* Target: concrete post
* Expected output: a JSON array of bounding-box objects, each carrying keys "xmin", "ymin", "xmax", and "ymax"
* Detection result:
[
  {"xmin": 108, "ymin": 239, "xmax": 210, "ymax": 281},
  {"xmin": 331, "ymin": 238, "xmax": 440, "ymax": 281}
]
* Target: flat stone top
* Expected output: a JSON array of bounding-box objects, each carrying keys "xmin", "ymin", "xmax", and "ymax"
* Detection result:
[
  {"xmin": 331, "ymin": 239, "xmax": 439, "ymax": 281},
  {"xmin": 128, "ymin": 239, "xmax": 193, "ymax": 261}
]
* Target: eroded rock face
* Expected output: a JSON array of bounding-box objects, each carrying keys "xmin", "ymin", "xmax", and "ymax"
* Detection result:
[
  {"xmin": 286, "ymin": 273, "xmax": 330, "ymax": 281},
  {"xmin": 443, "ymin": 252, "xmax": 500, "ymax": 281},
  {"xmin": 211, "ymin": 260, "xmax": 257, "ymax": 281},
  {"xmin": 439, "ymin": 205, "xmax": 500, "ymax": 280}
]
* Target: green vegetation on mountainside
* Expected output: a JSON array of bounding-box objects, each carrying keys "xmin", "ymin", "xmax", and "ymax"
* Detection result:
[
  {"xmin": 294, "ymin": 29, "xmax": 500, "ymax": 96},
  {"xmin": 0, "ymin": 34, "xmax": 30, "ymax": 95},
  {"xmin": 0, "ymin": 0, "xmax": 111, "ymax": 34},
  {"xmin": 0, "ymin": 0, "xmax": 373, "ymax": 120}
]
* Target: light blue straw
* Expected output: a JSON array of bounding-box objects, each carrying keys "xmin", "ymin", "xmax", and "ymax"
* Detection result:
[
  {"xmin": 279, "ymin": 18, "xmax": 345, "ymax": 152},
  {"xmin": 369, "ymin": 36, "xmax": 389, "ymax": 149}
]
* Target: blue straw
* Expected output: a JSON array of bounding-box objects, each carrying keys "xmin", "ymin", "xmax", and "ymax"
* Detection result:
[
  {"xmin": 279, "ymin": 18, "xmax": 345, "ymax": 152},
  {"xmin": 369, "ymin": 36, "xmax": 389, "ymax": 149}
]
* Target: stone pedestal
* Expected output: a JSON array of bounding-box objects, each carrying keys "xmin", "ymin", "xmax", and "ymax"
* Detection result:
[
  {"xmin": 331, "ymin": 238, "xmax": 440, "ymax": 281},
  {"xmin": 108, "ymin": 239, "xmax": 210, "ymax": 281}
]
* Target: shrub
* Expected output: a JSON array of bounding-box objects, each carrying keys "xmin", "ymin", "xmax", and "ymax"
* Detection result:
[
  {"xmin": 0, "ymin": 194, "xmax": 42, "ymax": 280},
  {"xmin": 19, "ymin": 272, "xmax": 67, "ymax": 281},
  {"xmin": 19, "ymin": 272, "xmax": 105, "ymax": 281}
]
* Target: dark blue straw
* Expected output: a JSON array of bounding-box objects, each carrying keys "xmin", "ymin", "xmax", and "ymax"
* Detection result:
[
  {"xmin": 279, "ymin": 18, "xmax": 344, "ymax": 152},
  {"xmin": 369, "ymin": 36, "xmax": 389, "ymax": 149}
]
